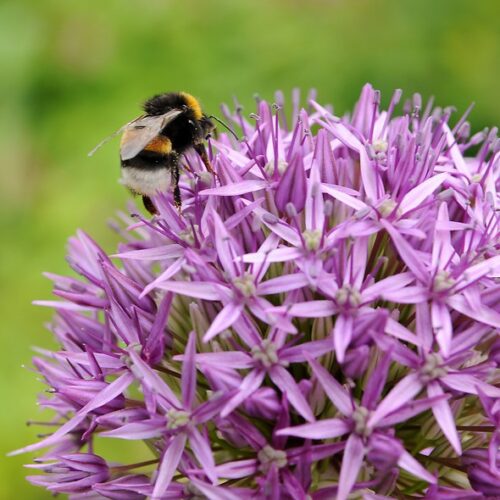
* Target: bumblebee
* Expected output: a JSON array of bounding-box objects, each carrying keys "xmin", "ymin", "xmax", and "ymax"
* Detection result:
[{"xmin": 90, "ymin": 92, "xmax": 215, "ymax": 214}]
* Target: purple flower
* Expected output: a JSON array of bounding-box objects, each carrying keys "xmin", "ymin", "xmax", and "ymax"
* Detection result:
[
  {"xmin": 92, "ymin": 474, "xmax": 153, "ymax": 499},
  {"xmin": 26, "ymin": 453, "xmax": 109, "ymax": 494},
  {"xmin": 277, "ymin": 354, "xmax": 437, "ymax": 499},
  {"xmin": 462, "ymin": 448, "xmax": 500, "ymax": 497},
  {"xmin": 15, "ymin": 85, "xmax": 499, "ymax": 498}
]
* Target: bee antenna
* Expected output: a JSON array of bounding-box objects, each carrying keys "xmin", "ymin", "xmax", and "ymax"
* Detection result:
[{"xmin": 208, "ymin": 115, "xmax": 239, "ymax": 141}]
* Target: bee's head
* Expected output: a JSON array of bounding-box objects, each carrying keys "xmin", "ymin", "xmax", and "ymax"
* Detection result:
[{"xmin": 200, "ymin": 115, "xmax": 216, "ymax": 139}]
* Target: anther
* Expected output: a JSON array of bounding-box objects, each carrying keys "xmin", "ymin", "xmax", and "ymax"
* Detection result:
[{"xmin": 258, "ymin": 445, "xmax": 287, "ymax": 473}]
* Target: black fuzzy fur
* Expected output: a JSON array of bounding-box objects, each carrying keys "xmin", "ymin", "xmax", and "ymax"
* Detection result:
[
  {"xmin": 120, "ymin": 92, "xmax": 214, "ymax": 213},
  {"xmin": 143, "ymin": 92, "xmax": 214, "ymax": 152}
]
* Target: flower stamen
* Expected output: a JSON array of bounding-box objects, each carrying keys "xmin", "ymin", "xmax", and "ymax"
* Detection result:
[
  {"xmin": 251, "ymin": 339, "xmax": 288, "ymax": 368},
  {"xmin": 233, "ymin": 273, "xmax": 257, "ymax": 297},
  {"xmin": 166, "ymin": 409, "xmax": 191, "ymax": 430},
  {"xmin": 302, "ymin": 229, "xmax": 322, "ymax": 251},
  {"xmin": 257, "ymin": 445, "xmax": 287, "ymax": 473},
  {"xmin": 335, "ymin": 284, "xmax": 362, "ymax": 309},
  {"xmin": 352, "ymin": 406, "xmax": 372, "ymax": 438},
  {"xmin": 420, "ymin": 353, "xmax": 448, "ymax": 383}
]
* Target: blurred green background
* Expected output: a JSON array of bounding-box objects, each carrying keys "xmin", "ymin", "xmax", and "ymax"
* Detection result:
[{"xmin": 0, "ymin": 0, "xmax": 498, "ymax": 497}]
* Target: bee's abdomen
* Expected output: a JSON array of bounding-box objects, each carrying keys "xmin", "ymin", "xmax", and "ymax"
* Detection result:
[
  {"xmin": 121, "ymin": 150, "xmax": 170, "ymax": 170},
  {"xmin": 120, "ymin": 164, "xmax": 172, "ymax": 196},
  {"xmin": 143, "ymin": 136, "xmax": 172, "ymax": 155},
  {"xmin": 120, "ymin": 145, "xmax": 177, "ymax": 195}
]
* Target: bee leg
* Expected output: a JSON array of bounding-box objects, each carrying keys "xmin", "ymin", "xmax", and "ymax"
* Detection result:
[
  {"xmin": 194, "ymin": 143, "xmax": 217, "ymax": 177},
  {"xmin": 171, "ymin": 160, "xmax": 182, "ymax": 212},
  {"xmin": 183, "ymin": 162, "xmax": 194, "ymax": 175},
  {"xmin": 142, "ymin": 195, "xmax": 158, "ymax": 215}
]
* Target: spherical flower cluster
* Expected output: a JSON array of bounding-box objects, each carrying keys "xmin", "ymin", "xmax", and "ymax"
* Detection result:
[{"xmin": 15, "ymin": 85, "xmax": 500, "ymax": 499}]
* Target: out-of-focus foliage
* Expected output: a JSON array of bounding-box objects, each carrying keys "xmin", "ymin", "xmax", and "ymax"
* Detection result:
[{"xmin": 0, "ymin": 0, "xmax": 498, "ymax": 497}]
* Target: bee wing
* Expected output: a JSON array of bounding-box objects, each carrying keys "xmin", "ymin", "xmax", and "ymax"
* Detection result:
[
  {"xmin": 87, "ymin": 119, "xmax": 138, "ymax": 157},
  {"xmin": 87, "ymin": 109, "xmax": 183, "ymax": 158},
  {"xmin": 119, "ymin": 109, "xmax": 183, "ymax": 161}
]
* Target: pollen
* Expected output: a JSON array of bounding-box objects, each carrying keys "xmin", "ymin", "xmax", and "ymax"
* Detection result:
[
  {"xmin": 379, "ymin": 199, "xmax": 399, "ymax": 217},
  {"xmin": 352, "ymin": 406, "xmax": 372, "ymax": 437},
  {"xmin": 251, "ymin": 339, "xmax": 287, "ymax": 368},
  {"xmin": 420, "ymin": 353, "xmax": 447, "ymax": 383},
  {"xmin": 335, "ymin": 284, "xmax": 362, "ymax": 308},
  {"xmin": 302, "ymin": 229, "xmax": 322, "ymax": 251},
  {"xmin": 373, "ymin": 139, "xmax": 388, "ymax": 153},
  {"xmin": 166, "ymin": 409, "xmax": 191, "ymax": 430},
  {"xmin": 433, "ymin": 270, "xmax": 455, "ymax": 292},
  {"xmin": 257, "ymin": 445, "xmax": 287, "ymax": 473},
  {"xmin": 233, "ymin": 273, "xmax": 257, "ymax": 297}
]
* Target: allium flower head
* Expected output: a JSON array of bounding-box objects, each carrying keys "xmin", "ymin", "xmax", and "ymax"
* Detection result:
[{"xmin": 15, "ymin": 84, "xmax": 500, "ymax": 499}]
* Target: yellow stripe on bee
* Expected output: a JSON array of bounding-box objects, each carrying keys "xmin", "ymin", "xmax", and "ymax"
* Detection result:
[
  {"xmin": 180, "ymin": 92, "xmax": 203, "ymax": 120},
  {"xmin": 143, "ymin": 136, "xmax": 172, "ymax": 154}
]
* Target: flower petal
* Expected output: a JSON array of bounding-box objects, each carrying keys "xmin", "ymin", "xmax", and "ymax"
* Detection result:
[
  {"xmin": 203, "ymin": 302, "xmax": 244, "ymax": 342},
  {"xmin": 461, "ymin": 255, "xmax": 500, "ymax": 285},
  {"xmin": 305, "ymin": 158, "xmax": 325, "ymax": 231},
  {"xmin": 288, "ymin": 300, "xmax": 336, "ymax": 318},
  {"xmin": 174, "ymin": 351, "xmax": 253, "ymax": 369},
  {"xmin": 112, "ymin": 244, "xmax": 184, "ymax": 261},
  {"xmin": 280, "ymin": 338, "xmax": 333, "ymax": 363},
  {"xmin": 270, "ymin": 365, "xmax": 315, "ymax": 422},
  {"xmin": 368, "ymin": 373, "xmax": 423, "ymax": 428},
  {"xmin": 253, "ymin": 207, "xmax": 302, "ymax": 246},
  {"xmin": 100, "ymin": 419, "xmax": 164, "ymax": 440},
  {"xmin": 241, "ymin": 247, "xmax": 302, "ymax": 264},
  {"xmin": 212, "ymin": 211, "xmax": 242, "ymax": 278},
  {"xmin": 442, "ymin": 374, "xmax": 500, "ymax": 397},
  {"xmin": 275, "ymin": 154, "xmax": 307, "ymax": 213},
  {"xmin": 156, "ymin": 280, "xmax": 222, "ymax": 301},
  {"xmin": 322, "ymin": 183, "xmax": 368, "ymax": 211},
  {"xmin": 337, "ymin": 434, "xmax": 365, "ymax": 500},
  {"xmin": 333, "ymin": 314, "xmax": 353, "ymax": 363},
  {"xmin": 427, "ymin": 382, "xmax": 461, "ymax": 455},
  {"xmin": 431, "ymin": 202, "xmax": 456, "ymax": 270},
  {"xmin": 140, "ymin": 257, "xmax": 185, "ymax": 297},
  {"xmin": 400, "ymin": 173, "xmax": 448, "ymax": 214},
  {"xmin": 397, "ymin": 450, "xmax": 436, "ymax": 484},
  {"xmin": 215, "ymin": 459, "xmax": 258, "ymax": 479},
  {"xmin": 189, "ymin": 427, "xmax": 217, "ymax": 484},
  {"xmin": 225, "ymin": 198, "xmax": 265, "ymax": 230},
  {"xmin": 200, "ymin": 179, "xmax": 268, "ymax": 196},
  {"xmin": 312, "ymin": 108, "xmax": 378, "ymax": 200},
  {"xmin": 128, "ymin": 348, "xmax": 180, "ymax": 408},
  {"xmin": 276, "ymin": 418, "xmax": 349, "ymax": 439},
  {"xmin": 307, "ymin": 355, "xmax": 352, "ymax": 416},
  {"xmin": 257, "ymin": 273, "xmax": 309, "ymax": 295},
  {"xmin": 362, "ymin": 272, "xmax": 415, "ymax": 302},
  {"xmin": 189, "ymin": 478, "xmax": 248, "ymax": 500},
  {"xmin": 10, "ymin": 372, "xmax": 133, "ymax": 456},
  {"xmin": 431, "ymin": 301, "xmax": 453, "ymax": 357},
  {"xmin": 380, "ymin": 220, "xmax": 429, "ymax": 283},
  {"xmin": 182, "ymin": 332, "xmax": 197, "ymax": 409},
  {"xmin": 152, "ymin": 433, "xmax": 187, "ymax": 498},
  {"xmin": 385, "ymin": 317, "xmax": 422, "ymax": 345},
  {"xmin": 220, "ymin": 370, "xmax": 266, "ymax": 418},
  {"xmin": 447, "ymin": 294, "xmax": 500, "ymax": 329}
]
